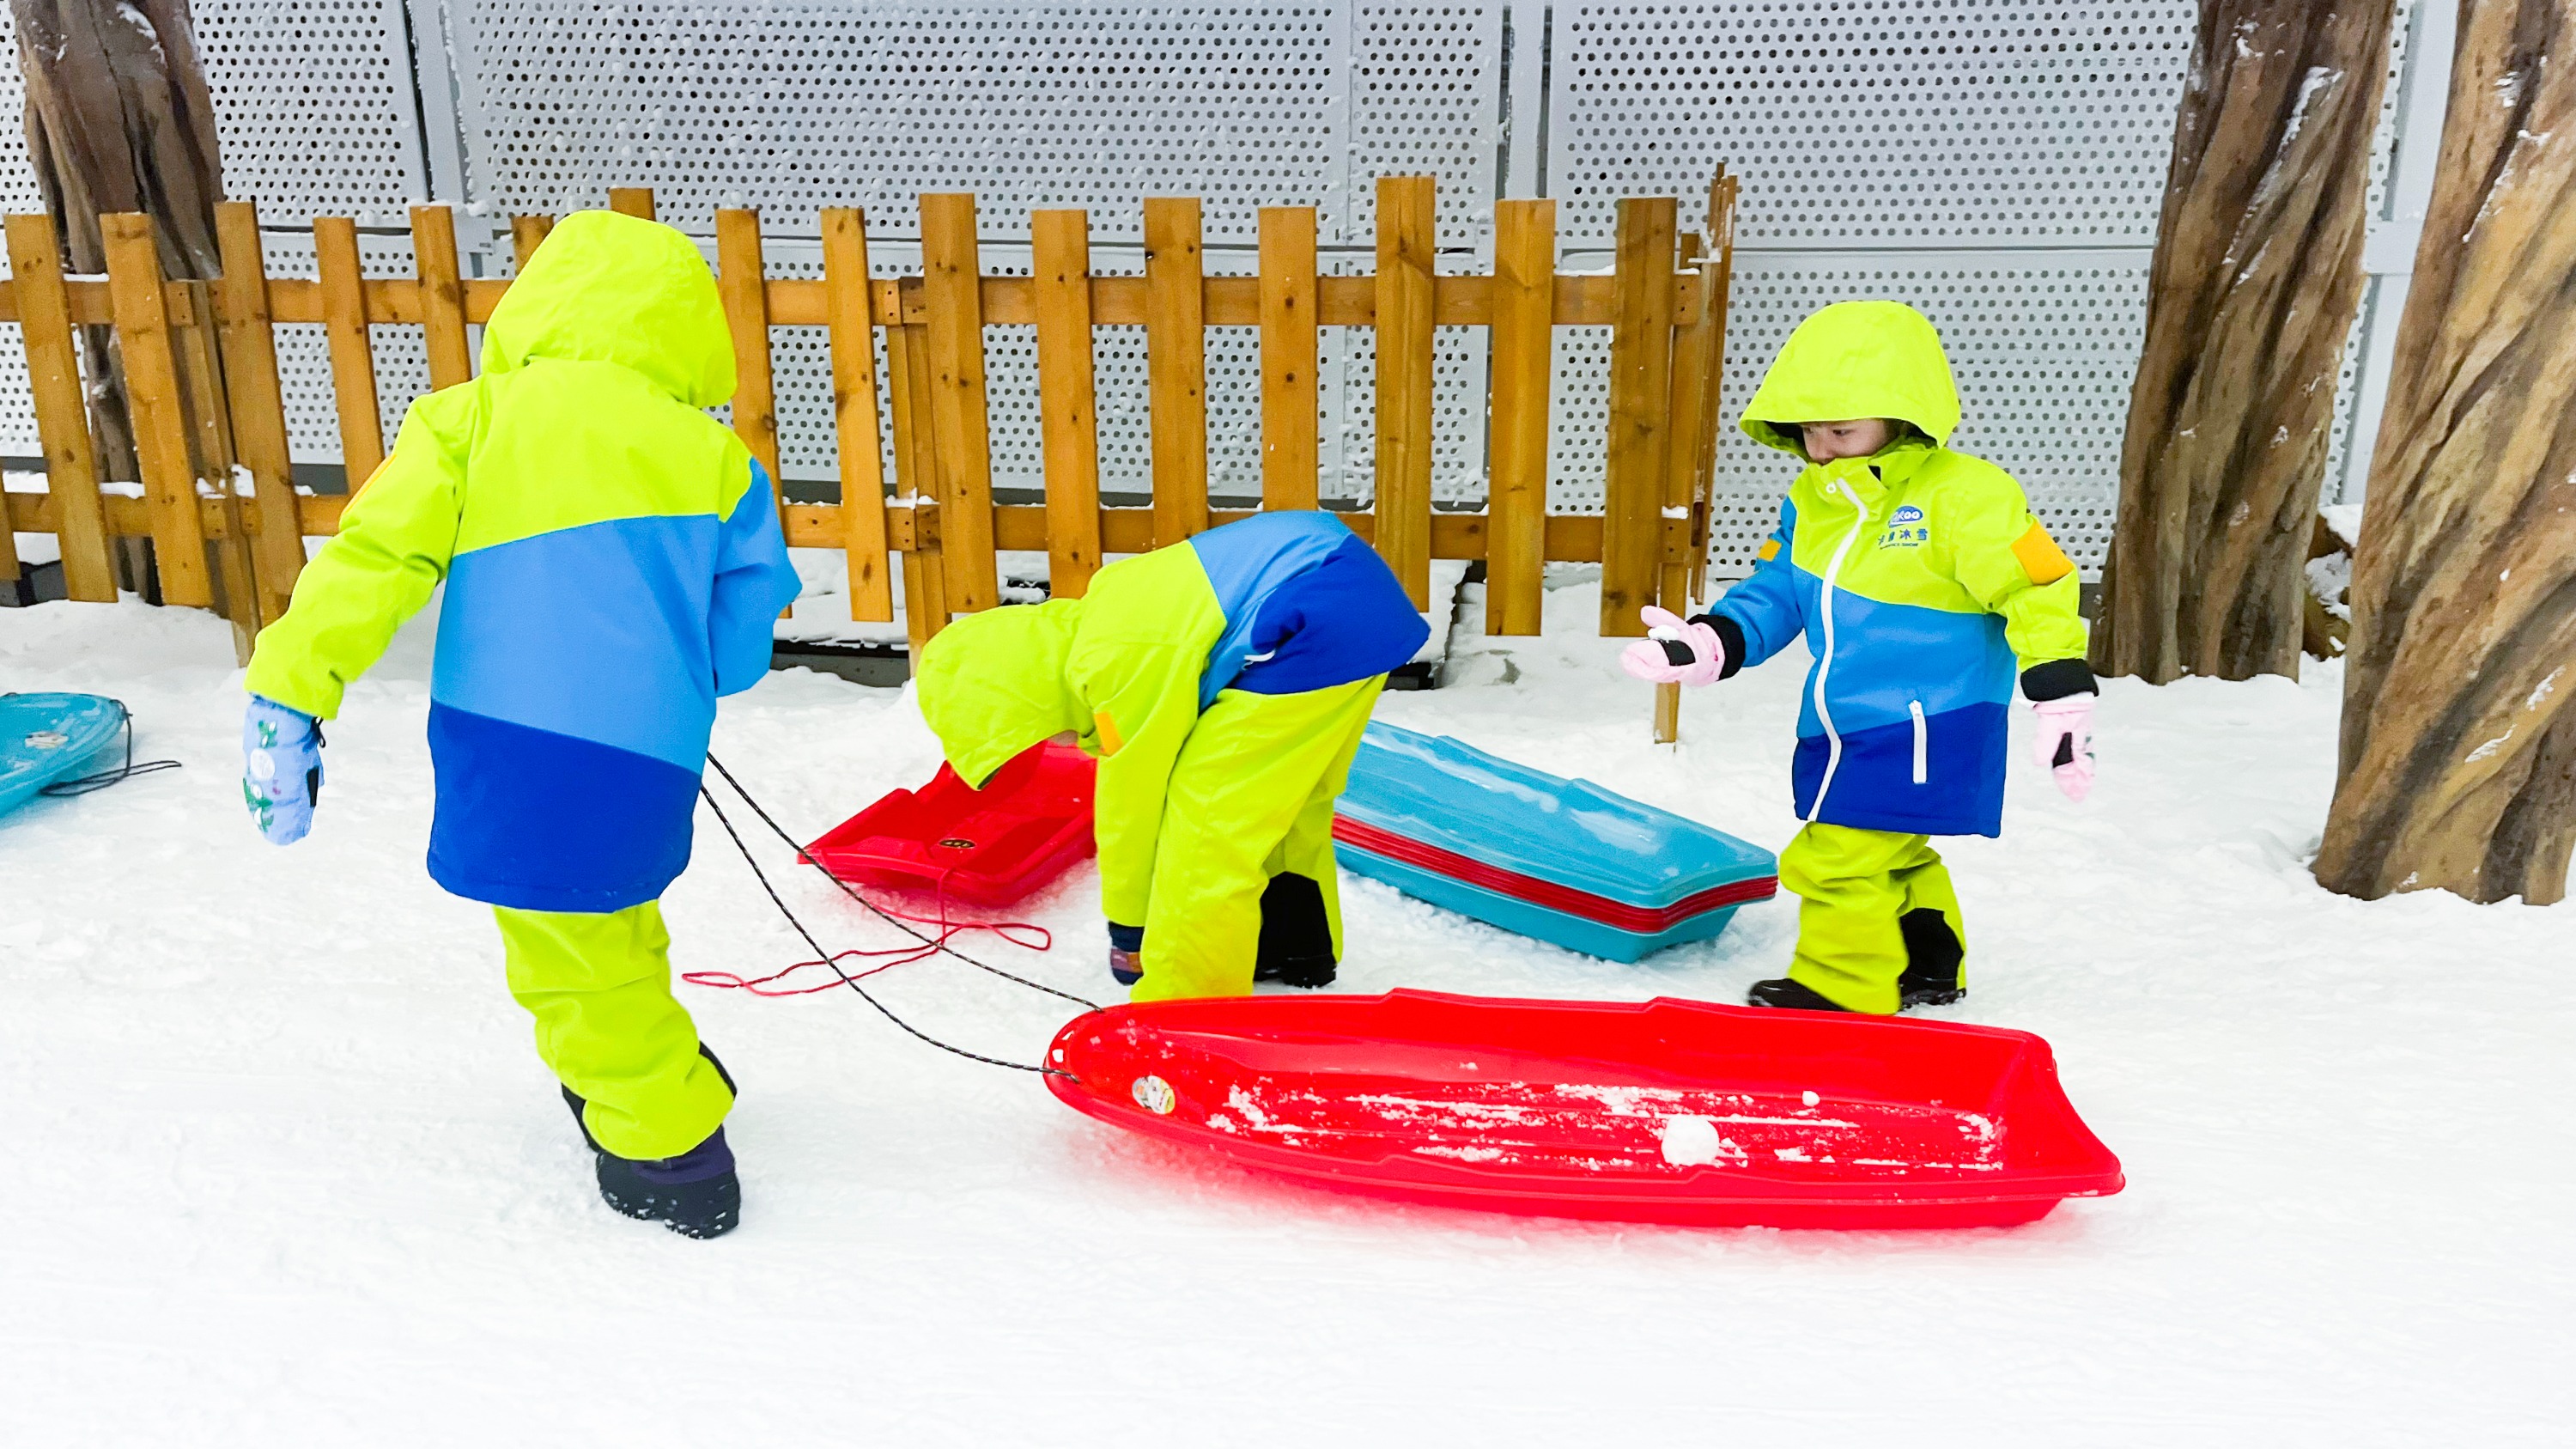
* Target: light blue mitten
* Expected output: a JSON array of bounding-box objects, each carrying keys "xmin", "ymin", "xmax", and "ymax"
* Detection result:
[{"xmin": 242, "ymin": 696, "xmax": 325, "ymax": 845}]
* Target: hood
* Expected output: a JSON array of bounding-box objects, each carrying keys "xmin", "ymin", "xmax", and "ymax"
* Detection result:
[
  {"xmin": 914, "ymin": 600, "xmax": 1088, "ymax": 788},
  {"xmin": 480, "ymin": 210, "xmax": 737, "ymax": 409},
  {"xmin": 1739, "ymin": 301, "xmax": 1961, "ymax": 457}
]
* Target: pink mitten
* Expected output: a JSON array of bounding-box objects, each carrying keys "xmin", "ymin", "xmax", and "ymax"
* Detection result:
[
  {"xmin": 2030, "ymin": 696, "xmax": 2096, "ymax": 801},
  {"xmin": 1619, "ymin": 606, "xmax": 1731, "ymax": 686}
]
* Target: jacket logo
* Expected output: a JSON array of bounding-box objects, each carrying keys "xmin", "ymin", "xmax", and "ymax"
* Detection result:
[{"xmin": 1879, "ymin": 503, "xmax": 1929, "ymax": 550}]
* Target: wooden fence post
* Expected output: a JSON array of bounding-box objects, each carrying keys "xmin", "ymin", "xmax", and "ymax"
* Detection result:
[
  {"xmin": 211, "ymin": 200, "xmax": 303, "ymax": 625},
  {"xmin": 510, "ymin": 215, "xmax": 552, "ymax": 272},
  {"xmin": 1032, "ymin": 207, "xmax": 1103, "ymax": 597},
  {"xmin": 1601, "ymin": 196, "xmax": 1677, "ymax": 637},
  {"xmin": 171, "ymin": 278, "xmax": 261, "ymax": 658},
  {"xmin": 1145, "ymin": 195, "xmax": 1209, "ymax": 546},
  {"xmin": 411, "ymin": 204, "xmax": 472, "ymax": 390},
  {"xmin": 920, "ymin": 194, "xmax": 999, "ymax": 612},
  {"xmin": 4, "ymin": 213, "xmax": 117, "ymax": 601},
  {"xmin": 885, "ymin": 303, "xmax": 950, "ymax": 651},
  {"xmin": 821, "ymin": 206, "xmax": 895, "ymax": 622},
  {"xmin": 715, "ymin": 208, "xmax": 782, "ymax": 499},
  {"xmin": 1257, "ymin": 206, "xmax": 1319, "ymax": 511},
  {"xmin": 1691, "ymin": 172, "xmax": 1741, "ymax": 609},
  {"xmin": 1485, "ymin": 197, "xmax": 1554, "ymax": 636},
  {"xmin": 312, "ymin": 216, "xmax": 383, "ymax": 490},
  {"xmin": 1374, "ymin": 175, "xmax": 1437, "ymax": 608},
  {"xmin": 1653, "ymin": 230, "xmax": 1719, "ymax": 745},
  {"xmin": 99, "ymin": 213, "xmax": 214, "ymax": 610}
]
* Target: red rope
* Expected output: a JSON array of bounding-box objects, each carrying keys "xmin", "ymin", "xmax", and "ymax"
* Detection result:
[{"xmin": 682, "ymin": 868, "xmax": 1054, "ymax": 998}]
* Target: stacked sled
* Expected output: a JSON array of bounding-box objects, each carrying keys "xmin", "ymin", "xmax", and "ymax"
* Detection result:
[{"xmin": 1333, "ymin": 724, "xmax": 1777, "ymax": 961}]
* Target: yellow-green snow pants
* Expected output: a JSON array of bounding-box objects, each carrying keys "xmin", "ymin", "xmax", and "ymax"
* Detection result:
[
  {"xmin": 1131, "ymin": 674, "xmax": 1385, "ymax": 1002},
  {"xmin": 495, "ymin": 899, "xmax": 735, "ymax": 1160},
  {"xmin": 1776, "ymin": 822, "xmax": 1967, "ymax": 1015}
]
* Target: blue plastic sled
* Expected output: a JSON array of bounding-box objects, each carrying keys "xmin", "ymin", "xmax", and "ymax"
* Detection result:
[
  {"xmin": 1333, "ymin": 723, "xmax": 1778, "ymax": 962},
  {"xmin": 0, "ymin": 693, "xmax": 131, "ymax": 817}
]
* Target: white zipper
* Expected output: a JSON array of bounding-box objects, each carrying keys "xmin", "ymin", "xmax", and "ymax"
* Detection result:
[
  {"xmin": 1910, "ymin": 700, "xmax": 1929, "ymax": 784},
  {"xmin": 1803, "ymin": 479, "xmax": 1868, "ymax": 822}
]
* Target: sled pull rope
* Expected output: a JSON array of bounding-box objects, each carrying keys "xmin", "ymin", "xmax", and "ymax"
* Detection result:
[
  {"xmin": 699, "ymin": 757, "xmax": 1096, "ymax": 1081},
  {"xmin": 697, "ymin": 783, "xmax": 1077, "ymax": 1080},
  {"xmin": 704, "ymin": 754, "xmax": 1099, "ymax": 1012}
]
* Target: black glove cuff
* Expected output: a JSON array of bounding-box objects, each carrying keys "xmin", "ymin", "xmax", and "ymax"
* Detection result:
[
  {"xmin": 1107, "ymin": 922, "xmax": 1145, "ymax": 953},
  {"xmin": 1689, "ymin": 613, "xmax": 1748, "ymax": 679},
  {"xmin": 2020, "ymin": 658, "xmax": 2099, "ymax": 702}
]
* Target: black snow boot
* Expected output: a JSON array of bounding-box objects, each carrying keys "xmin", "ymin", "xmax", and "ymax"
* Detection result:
[
  {"xmin": 593, "ymin": 1128, "xmax": 741, "ymax": 1240},
  {"xmin": 1744, "ymin": 977, "xmax": 1849, "ymax": 1011},
  {"xmin": 1252, "ymin": 872, "xmax": 1337, "ymax": 989},
  {"xmin": 561, "ymin": 1044, "xmax": 743, "ymax": 1239},
  {"xmin": 1897, "ymin": 908, "xmax": 1967, "ymax": 1008}
]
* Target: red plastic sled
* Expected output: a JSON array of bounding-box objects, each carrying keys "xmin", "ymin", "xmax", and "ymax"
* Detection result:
[
  {"xmin": 1047, "ymin": 989, "xmax": 2123, "ymax": 1229},
  {"xmin": 803, "ymin": 742, "xmax": 1097, "ymax": 906}
]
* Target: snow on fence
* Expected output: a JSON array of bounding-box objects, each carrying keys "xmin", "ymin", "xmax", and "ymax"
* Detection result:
[{"xmin": 0, "ymin": 175, "xmax": 1740, "ymax": 663}]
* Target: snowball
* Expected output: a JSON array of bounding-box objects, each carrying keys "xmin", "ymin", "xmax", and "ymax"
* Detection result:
[{"xmin": 1660, "ymin": 1115, "xmax": 1722, "ymax": 1167}]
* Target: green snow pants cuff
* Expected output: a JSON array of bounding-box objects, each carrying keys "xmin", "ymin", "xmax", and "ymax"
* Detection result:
[
  {"xmin": 1777, "ymin": 822, "xmax": 1967, "ymax": 1015},
  {"xmin": 495, "ymin": 899, "xmax": 734, "ymax": 1160}
]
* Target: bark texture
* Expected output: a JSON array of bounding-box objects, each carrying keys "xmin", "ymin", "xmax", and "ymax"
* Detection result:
[
  {"xmin": 11, "ymin": 0, "xmax": 224, "ymax": 485},
  {"xmin": 2094, "ymin": 0, "xmax": 2398, "ymax": 682},
  {"xmin": 2314, "ymin": 0, "xmax": 2576, "ymax": 905}
]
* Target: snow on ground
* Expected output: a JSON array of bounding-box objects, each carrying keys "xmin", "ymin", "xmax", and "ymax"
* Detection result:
[{"xmin": 3, "ymin": 578, "xmax": 2570, "ymax": 1446}]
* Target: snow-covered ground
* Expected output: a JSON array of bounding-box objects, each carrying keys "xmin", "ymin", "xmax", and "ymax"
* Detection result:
[{"xmin": 3, "ymin": 577, "xmax": 2569, "ymax": 1446}]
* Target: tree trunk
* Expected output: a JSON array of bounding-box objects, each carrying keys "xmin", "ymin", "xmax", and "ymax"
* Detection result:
[
  {"xmin": 2312, "ymin": 0, "xmax": 2576, "ymax": 906},
  {"xmin": 2093, "ymin": 0, "xmax": 2398, "ymax": 682},
  {"xmin": 11, "ymin": 0, "xmax": 225, "ymax": 494}
]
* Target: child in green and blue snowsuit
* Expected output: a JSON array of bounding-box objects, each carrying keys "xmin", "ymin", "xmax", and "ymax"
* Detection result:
[
  {"xmin": 238, "ymin": 210, "xmax": 803, "ymax": 1237},
  {"xmin": 1625, "ymin": 301, "xmax": 2099, "ymax": 1014}
]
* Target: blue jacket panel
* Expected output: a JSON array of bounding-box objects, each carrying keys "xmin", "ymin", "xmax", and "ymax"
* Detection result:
[
  {"xmin": 426, "ymin": 703, "xmax": 705, "ymax": 911},
  {"xmin": 1712, "ymin": 498, "xmax": 2020, "ymax": 838},
  {"xmin": 426, "ymin": 462, "xmax": 799, "ymax": 910},
  {"xmin": 1790, "ymin": 703, "xmax": 2010, "ymax": 837},
  {"xmin": 1188, "ymin": 511, "xmax": 1430, "ymax": 708}
]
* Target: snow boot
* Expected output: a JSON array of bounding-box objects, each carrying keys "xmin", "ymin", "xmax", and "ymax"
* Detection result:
[
  {"xmin": 1744, "ymin": 977, "xmax": 1848, "ymax": 1011},
  {"xmin": 562, "ymin": 1044, "xmax": 742, "ymax": 1239},
  {"xmin": 592, "ymin": 1128, "xmax": 741, "ymax": 1240},
  {"xmin": 1897, "ymin": 907, "xmax": 1966, "ymax": 1008},
  {"xmin": 1252, "ymin": 872, "xmax": 1337, "ymax": 989}
]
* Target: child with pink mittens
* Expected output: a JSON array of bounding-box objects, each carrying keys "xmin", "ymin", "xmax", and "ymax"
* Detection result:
[{"xmin": 1622, "ymin": 301, "xmax": 2096, "ymax": 1014}]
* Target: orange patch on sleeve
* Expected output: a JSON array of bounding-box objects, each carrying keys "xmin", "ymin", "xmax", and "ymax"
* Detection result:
[
  {"xmin": 2011, "ymin": 522, "xmax": 2075, "ymax": 586},
  {"xmin": 1757, "ymin": 538, "xmax": 1782, "ymax": 563},
  {"xmin": 1092, "ymin": 709, "xmax": 1125, "ymax": 757}
]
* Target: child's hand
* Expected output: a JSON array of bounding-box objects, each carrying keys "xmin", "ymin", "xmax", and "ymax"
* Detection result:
[
  {"xmin": 1620, "ymin": 606, "xmax": 1734, "ymax": 686},
  {"xmin": 243, "ymin": 696, "xmax": 325, "ymax": 844},
  {"xmin": 2030, "ymin": 697, "xmax": 2095, "ymax": 801}
]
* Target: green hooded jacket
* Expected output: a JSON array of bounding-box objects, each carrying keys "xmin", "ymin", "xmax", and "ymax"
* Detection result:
[
  {"xmin": 1711, "ymin": 300, "xmax": 2091, "ymax": 837},
  {"xmin": 242, "ymin": 209, "xmax": 801, "ymax": 910}
]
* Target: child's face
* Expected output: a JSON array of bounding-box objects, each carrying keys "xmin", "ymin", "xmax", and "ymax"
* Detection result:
[{"xmin": 1799, "ymin": 418, "xmax": 1893, "ymax": 461}]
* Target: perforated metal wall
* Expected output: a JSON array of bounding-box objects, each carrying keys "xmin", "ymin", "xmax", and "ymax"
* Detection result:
[
  {"xmin": 453, "ymin": 0, "xmax": 1348, "ymax": 242},
  {"xmin": 193, "ymin": 0, "xmax": 429, "ymax": 224},
  {"xmin": 1545, "ymin": 0, "xmax": 2198, "ymax": 248},
  {"xmin": 1534, "ymin": 0, "xmax": 2202, "ymax": 575}
]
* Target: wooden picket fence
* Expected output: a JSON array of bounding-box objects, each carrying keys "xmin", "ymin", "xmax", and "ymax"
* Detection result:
[{"xmin": 0, "ymin": 175, "xmax": 1741, "ymax": 685}]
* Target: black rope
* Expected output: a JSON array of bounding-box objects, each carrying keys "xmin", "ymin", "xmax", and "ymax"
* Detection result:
[
  {"xmin": 704, "ymin": 753, "xmax": 1100, "ymax": 1012},
  {"xmin": 697, "ymin": 759, "xmax": 1094, "ymax": 1081},
  {"xmin": 29, "ymin": 698, "xmax": 182, "ymax": 798}
]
